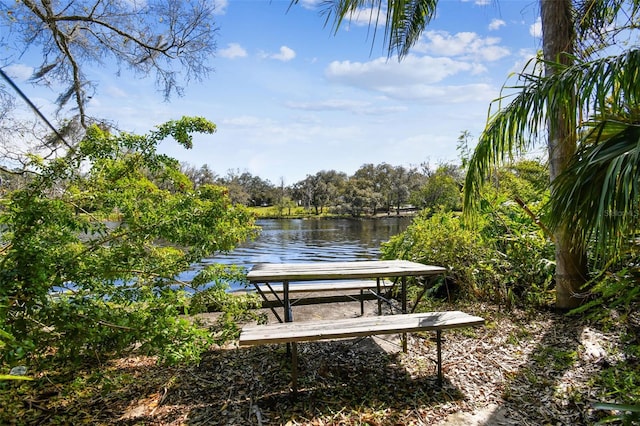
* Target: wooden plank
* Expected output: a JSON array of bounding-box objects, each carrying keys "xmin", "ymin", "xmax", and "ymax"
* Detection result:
[
  {"xmin": 239, "ymin": 311, "xmax": 484, "ymax": 346},
  {"xmin": 256, "ymin": 279, "xmax": 394, "ymax": 294},
  {"xmin": 259, "ymin": 293, "xmax": 383, "ymax": 309},
  {"xmin": 246, "ymin": 260, "xmax": 446, "ymax": 282}
]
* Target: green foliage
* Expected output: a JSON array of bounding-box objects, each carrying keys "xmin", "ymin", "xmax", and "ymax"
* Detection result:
[
  {"xmin": 274, "ymin": 196, "xmax": 297, "ymax": 217},
  {"xmin": 479, "ymin": 198, "xmax": 556, "ymax": 307},
  {"xmin": 189, "ymin": 264, "xmax": 265, "ymax": 344},
  {"xmin": 570, "ymin": 262, "xmax": 640, "ymax": 321},
  {"xmin": 381, "ymin": 210, "xmax": 500, "ymax": 300},
  {"xmin": 550, "ymin": 116, "xmax": 640, "ymax": 264},
  {"xmin": 0, "ymin": 329, "xmax": 32, "ymax": 380},
  {"xmin": 249, "ymin": 205, "xmax": 309, "ymax": 218},
  {"xmin": 593, "ymin": 402, "xmax": 640, "ymax": 425},
  {"xmin": 411, "ymin": 164, "xmax": 462, "ymax": 212},
  {"xmin": 0, "ymin": 117, "xmax": 258, "ymax": 367},
  {"xmin": 491, "ymin": 159, "xmax": 550, "ymax": 203},
  {"xmin": 533, "ymin": 347, "xmax": 578, "ymax": 370},
  {"xmin": 382, "ymin": 159, "xmax": 556, "ymax": 308},
  {"xmin": 591, "ymin": 362, "xmax": 640, "ymax": 425}
]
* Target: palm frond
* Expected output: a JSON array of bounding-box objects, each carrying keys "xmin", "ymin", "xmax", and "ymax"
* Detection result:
[
  {"xmin": 294, "ymin": 0, "xmax": 437, "ymax": 59},
  {"xmin": 387, "ymin": 0, "xmax": 438, "ymax": 58},
  {"xmin": 574, "ymin": 0, "xmax": 640, "ymax": 58},
  {"xmin": 550, "ymin": 118, "xmax": 640, "ymax": 260},
  {"xmin": 464, "ymin": 49, "xmax": 640, "ymax": 216}
]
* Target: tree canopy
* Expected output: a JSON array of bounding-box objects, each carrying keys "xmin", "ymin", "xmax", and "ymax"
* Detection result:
[
  {"xmin": 1, "ymin": 117, "xmax": 259, "ymax": 365},
  {"xmin": 1, "ymin": 0, "xmax": 218, "ymax": 128}
]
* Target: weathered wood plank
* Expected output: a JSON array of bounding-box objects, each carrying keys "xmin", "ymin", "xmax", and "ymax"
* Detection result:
[
  {"xmin": 259, "ymin": 293, "xmax": 386, "ymax": 309},
  {"xmin": 256, "ymin": 279, "xmax": 394, "ymax": 294},
  {"xmin": 246, "ymin": 260, "xmax": 446, "ymax": 282},
  {"xmin": 239, "ymin": 311, "xmax": 484, "ymax": 346}
]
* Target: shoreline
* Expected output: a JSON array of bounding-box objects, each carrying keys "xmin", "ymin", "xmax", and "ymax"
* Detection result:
[{"xmin": 254, "ymin": 211, "xmax": 419, "ymax": 220}]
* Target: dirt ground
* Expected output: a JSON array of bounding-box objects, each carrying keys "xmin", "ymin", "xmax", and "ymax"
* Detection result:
[
  {"xmin": 240, "ymin": 295, "xmax": 506, "ymax": 425},
  {"xmin": 188, "ymin": 294, "xmax": 602, "ymax": 426},
  {"xmin": 7, "ymin": 292, "xmax": 626, "ymax": 425}
]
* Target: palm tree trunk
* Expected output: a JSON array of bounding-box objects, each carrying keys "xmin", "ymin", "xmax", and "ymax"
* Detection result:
[{"xmin": 541, "ymin": 0, "xmax": 588, "ymax": 309}]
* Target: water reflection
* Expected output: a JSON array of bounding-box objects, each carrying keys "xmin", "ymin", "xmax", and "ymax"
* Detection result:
[{"xmin": 180, "ymin": 217, "xmax": 412, "ymax": 290}]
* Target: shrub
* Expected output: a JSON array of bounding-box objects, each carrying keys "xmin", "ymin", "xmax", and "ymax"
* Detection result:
[
  {"xmin": 381, "ymin": 210, "xmax": 504, "ymax": 301},
  {"xmin": 381, "ymin": 203, "xmax": 556, "ymax": 307},
  {"xmin": 0, "ymin": 118, "xmax": 258, "ymax": 367}
]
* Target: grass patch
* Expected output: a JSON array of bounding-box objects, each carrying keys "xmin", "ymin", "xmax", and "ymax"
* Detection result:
[{"xmin": 532, "ymin": 347, "xmax": 578, "ymax": 370}]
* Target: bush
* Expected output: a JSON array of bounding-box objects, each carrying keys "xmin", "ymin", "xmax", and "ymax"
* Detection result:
[
  {"xmin": 381, "ymin": 210, "xmax": 503, "ymax": 301},
  {"xmin": 381, "ymin": 203, "xmax": 556, "ymax": 308},
  {"xmin": 0, "ymin": 118, "xmax": 258, "ymax": 367}
]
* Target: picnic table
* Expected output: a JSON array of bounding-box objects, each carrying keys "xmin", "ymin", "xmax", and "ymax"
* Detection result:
[
  {"xmin": 241, "ymin": 260, "xmax": 484, "ymax": 393},
  {"xmin": 247, "ymin": 259, "xmax": 447, "ymax": 326}
]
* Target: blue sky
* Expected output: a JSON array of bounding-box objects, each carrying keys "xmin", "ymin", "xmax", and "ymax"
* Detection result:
[{"xmin": 6, "ymin": 0, "xmax": 543, "ymax": 185}]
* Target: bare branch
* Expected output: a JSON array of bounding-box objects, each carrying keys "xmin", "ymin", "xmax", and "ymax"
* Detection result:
[{"xmin": 2, "ymin": 0, "xmax": 218, "ymax": 127}]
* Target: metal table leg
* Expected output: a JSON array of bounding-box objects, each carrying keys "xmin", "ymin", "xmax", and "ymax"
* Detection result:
[
  {"xmin": 402, "ymin": 276, "xmax": 407, "ymax": 352},
  {"xmin": 255, "ymin": 282, "xmax": 284, "ymax": 323},
  {"xmin": 377, "ymin": 277, "xmax": 382, "ymax": 315},
  {"xmin": 284, "ymin": 280, "xmax": 293, "ymax": 357},
  {"xmin": 437, "ymin": 329, "xmax": 443, "ymax": 384}
]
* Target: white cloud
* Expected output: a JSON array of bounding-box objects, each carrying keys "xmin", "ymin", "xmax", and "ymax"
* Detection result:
[
  {"xmin": 324, "ymin": 55, "xmax": 498, "ymax": 103},
  {"xmin": 479, "ymin": 44, "xmax": 511, "ymax": 62},
  {"xmin": 342, "ymin": 7, "xmax": 384, "ymax": 27},
  {"xmin": 530, "ymin": 17, "xmax": 542, "ymax": 38},
  {"xmin": 325, "ymin": 55, "xmax": 475, "ymax": 89},
  {"xmin": 378, "ymin": 83, "xmax": 496, "ymax": 103},
  {"xmin": 510, "ymin": 48, "xmax": 538, "ymax": 75},
  {"xmin": 295, "ymin": 2, "xmax": 383, "ymax": 28},
  {"xmin": 469, "ymin": 63, "xmax": 489, "ymax": 75},
  {"xmin": 296, "ymin": 0, "xmax": 324, "ymax": 10},
  {"xmin": 4, "ymin": 63, "xmax": 33, "ymax": 81},
  {"xmin": 221, "ymin": 115, "xmax": 272, "ymax": 128},
  {"xmin": 219, "ymin": 43, "xmax": 247, "ymax": 59},
  {"xmin": 287, "ymin": 99, "xmax": 369, "ymax": 111},
  {"xmin": 263, "ymin": 46, "xmax": 296, "ymax": 62},
  {"xmin": 286, "ymin": 99, "xmax": 407, "ymax": 115},
  {"xmin": 489, "ymin": 19, "xmax": 506, "ymax": 31},
  {"xmin": 104, "ymin": 85, "xmax": 128, "ymax": 98},
  {"xmin": 414, "ymin": 30, "xmax": 510, "ymax": 62}
]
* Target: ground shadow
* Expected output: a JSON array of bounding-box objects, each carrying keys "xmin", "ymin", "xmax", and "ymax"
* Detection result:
[
  {"xmin": 106, "ymin": 336, "xmax": 465, "ymax": 425},
  {"xmin": 9, "ymin": 307, "xmax": 617, "ymax": 425},
  {"xmin": 47, "ymin": 311, "xmax": 599, "ymax": 425},
  {"xmin": 476, "ymin": 310, "xmax": 593, "ymax": 425},
  {"xmin": 188, "ymin": 337, "xmax": 464, "ymax": 425}
]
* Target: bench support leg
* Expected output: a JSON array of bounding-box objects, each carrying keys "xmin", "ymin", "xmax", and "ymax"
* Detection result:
[
  {"xmin": 291, "ymin": 342, "xmax": 298, "ymax": 395},
  {"xmin": 436, "ymin": 330, "xmax": 443, "ymax": 384},
  {"xmin": 402, "ymin": 276, "xmax": 408, "ymax": 352},
  {"xmin": 284, "ymin": 281, "xmax": 294, "ymax": 357},
  {"xmin": 376, "ymin": 278, "xmax": 382, "ymax": 315},
  {"xmin": 255, "ymin": 282, "xmax": 284, "ymax": 323}
]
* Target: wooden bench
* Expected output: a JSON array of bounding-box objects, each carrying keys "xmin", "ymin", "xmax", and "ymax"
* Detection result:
[
  {"xmin": 255, "ymin": 279, "xmax": 395, "ymax": 316},
  {"xmin": 239, "ymin": 311, "xmax": 485, "ymax": 393}
]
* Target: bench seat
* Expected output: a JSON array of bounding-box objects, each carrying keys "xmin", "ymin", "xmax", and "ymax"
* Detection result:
[
  {"xmin": 255, "ymin": 279, "xmax": 393, "ymax": 294},
  {"xmin": 240, "ymin": 311, "xmax": 483, "ymax": 345},
  {"xmin": 239, "ymin": 311, "xmax": 485, "ymax": 392}
]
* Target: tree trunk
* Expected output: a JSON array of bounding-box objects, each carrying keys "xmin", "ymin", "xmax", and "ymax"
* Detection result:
[{"xmin": 541, "ymin": 0, "xmax": 589, "ymax": 309}]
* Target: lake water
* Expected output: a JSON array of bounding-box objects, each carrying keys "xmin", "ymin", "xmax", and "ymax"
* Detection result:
[{"xmin": 182, "ymin": 217, "xmax": 413, "ymax": 291}]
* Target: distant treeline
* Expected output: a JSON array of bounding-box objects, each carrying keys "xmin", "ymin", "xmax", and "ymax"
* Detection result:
[{"xmin": 179, "ymin": 162, "xmax": 467, "ymax": 217}]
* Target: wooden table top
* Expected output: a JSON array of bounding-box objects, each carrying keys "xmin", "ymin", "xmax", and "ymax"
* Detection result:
[{"xmin": 246, "ymin": 259, "xmax": 446, "ymax": 282}]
